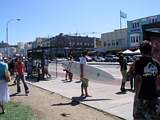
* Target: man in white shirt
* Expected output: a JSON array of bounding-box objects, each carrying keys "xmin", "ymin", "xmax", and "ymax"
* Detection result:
[{"xmin": 80, "ymin": 51, "xmax": 90, "ymax": 97}]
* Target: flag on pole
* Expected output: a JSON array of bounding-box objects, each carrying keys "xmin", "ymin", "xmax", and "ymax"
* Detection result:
[{"xmin": 120, "ymin": 10, "xmax": 127, "ymax": 19}]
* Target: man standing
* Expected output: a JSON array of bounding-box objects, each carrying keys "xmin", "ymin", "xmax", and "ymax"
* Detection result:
[
  {"xmin": 80, "ymin": 51, "xmax": 89, "ymax": 97},
  {"xmin": 118, "ymin": 53, "xmax": 127, "ymax": 92},
  {"xmin": 15, "ymin": 57, "xmax": 29, "ymax": 96},
  {"xmin": 133, "ymin": 40, "xmax": 160, "ymax": 120}
]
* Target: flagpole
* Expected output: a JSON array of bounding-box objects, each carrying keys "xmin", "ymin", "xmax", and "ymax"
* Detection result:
[
  {"xmin": 120, "ymin": 10, "xmax": 122, "ymax": 51},
  {"xmin": 120, "ymin": 10, "xmax": 122, "ymax": 29}
]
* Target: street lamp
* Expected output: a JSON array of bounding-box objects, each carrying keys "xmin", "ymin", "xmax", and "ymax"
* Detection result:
[{"xmin": 6, "ymin": 18, "xmax": 21, "ymax": 57}]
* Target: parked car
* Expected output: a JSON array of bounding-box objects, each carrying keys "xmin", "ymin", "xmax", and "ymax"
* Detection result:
[
  {"xmin": 93, "ymin": 56, "xmax": 105, "ymax": 62},
  {"xmin": 105, "ymin": 55, "xmax": 118, "ymax": 62},
  {"xmin": 86, "ymin": 56, "xmax": 93, "ymax": 62},
  {"xmin": 99, "ymin": 57, "xmax": 105, "ymax": 62},
  {"xmin": 93, "ymin": 56, "xmax": 101, "ymax": 62},
  {"xmin": 74, "ymin": 56, "xmax": 93, "ymax": 62}
]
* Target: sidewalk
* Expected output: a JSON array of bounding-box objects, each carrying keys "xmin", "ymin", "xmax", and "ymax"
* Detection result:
[{"xmin": 28, "ymin": 77, "xmax": 134, "ymax": 120}]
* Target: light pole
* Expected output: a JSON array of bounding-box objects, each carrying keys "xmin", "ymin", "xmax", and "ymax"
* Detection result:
[{"xmin": 6, "ymin": 18, "xmax": 21, "ymax": 57}]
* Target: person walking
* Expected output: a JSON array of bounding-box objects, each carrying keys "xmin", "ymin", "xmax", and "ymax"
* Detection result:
[
  {"xmin": 118, "ymin": 53, "xmax": 127, "ymax": 92},
  {"xmin": 44, "ymin": 58, "xmax": 51, "ymax": 78},
  {"xmin": 133, "ymin": 40, "xmax": 160, "ymax": 120},
  {"xmin": 64, "ymin": 55, "xmax": 73, "ymax": 82},
  {"xmin": 127, "ymin": 61, "xmax": 136, "ymax": 91},
  {"xmin": 26, "ymin": 58, "xmax": 33, "ymax": 79},
  {"xmin": 8, "ymin": 58, "xmax": 15, "ymax": 81},
  {"xmin": 80, "ymin": 51, "xmax": 90, "ymax": 97},
  {"xmin": 0, "ymin": 58, "xmax": 11, "ymax": 114},
  {"xmin": 15, "ymin": 56, "xmax": 29, "ymax": 96}
]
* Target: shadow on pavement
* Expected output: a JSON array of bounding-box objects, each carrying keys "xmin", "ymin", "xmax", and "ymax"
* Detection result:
[
  {"xmin": 74, "ymin": 80, "xmax": 81, "ymax": 83},
  {"xmin": 10, "ymin": 93, "xmax": 26, "ymax": 97},
  {"xmin": 26, "ymin": 77, "xmax": 52, "ymax": 83},
  {"xmin": 51, "ymin": 100, "xmax": 80, "ymax": 106},
  {"xmin": 61, "ymin": 80, "xmax": 72, "ymax": 83},
  {"xmin": 115, "ymin": 91, "xmax": 127, "ymax": 95},
  {"xmin": 60, "ymin": 113, "xmax": 71, "ymax": 117},
  {"xmin": 51, "ymin": 96, "xmax": 112, "ymax": 107},
  {"xmin": 72, "ymin": 96, "xmax": 112, "ymax": 102}
]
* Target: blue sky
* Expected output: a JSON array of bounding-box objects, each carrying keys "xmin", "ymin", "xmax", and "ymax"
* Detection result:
[{"xmin": 0, "ymin": 0, "xmax": 160, "ymax": 45}]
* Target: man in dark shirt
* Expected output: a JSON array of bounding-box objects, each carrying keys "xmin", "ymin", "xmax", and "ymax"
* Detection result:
[
  {"xmin": 133, "ymin": 40, "xmax": 160, "ymax": 120},
  {"xmin": 118, "ymin": 53, "xmax": 127, "ymax": 92}
]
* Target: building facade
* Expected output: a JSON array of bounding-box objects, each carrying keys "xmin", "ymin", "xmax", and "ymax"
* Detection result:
[
  {"xmin": 50, "ymin": 34, "xmax": 96, "ymax": 49},
  {"xmin": 101, "ymin": 28, "xmax": 128, "ymax": 52},
  {"xmin": 27, "ymin": 34, "xmax": 99, "ymax": 59},
  {"xmin": 50, "ymin": 34, "xmax": 98, "ymax": 58},
  {"xmin": 127, "ymin": 14, "xmax": 160, "ymax": 48}
]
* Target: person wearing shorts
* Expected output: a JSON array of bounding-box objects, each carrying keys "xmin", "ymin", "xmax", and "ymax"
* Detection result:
[{"xmin": 80, "ymin": 51, "xmax": 90, "ymax": 97}]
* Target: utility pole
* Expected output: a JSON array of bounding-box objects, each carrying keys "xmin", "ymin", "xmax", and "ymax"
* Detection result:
[{"xmin": 6, "ymin": 19, "xmax": 21, "ymax": 57}]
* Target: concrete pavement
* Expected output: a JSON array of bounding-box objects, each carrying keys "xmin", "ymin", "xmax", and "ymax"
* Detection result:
[{"xmin": 28, "ymin": 77, "xmax": 135, "ymax": 120}]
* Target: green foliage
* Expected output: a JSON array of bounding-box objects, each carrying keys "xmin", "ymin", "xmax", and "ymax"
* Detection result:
[{"xmin": 0, "ymin": 102, "xmax": 38, "ymax": 120}]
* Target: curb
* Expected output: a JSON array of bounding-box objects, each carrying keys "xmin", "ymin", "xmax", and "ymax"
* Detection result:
[{"xmin": 27, "ymin": 81, "xmax": 125, "ymax": 120}]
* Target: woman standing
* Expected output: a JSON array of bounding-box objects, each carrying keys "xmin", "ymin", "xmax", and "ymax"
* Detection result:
[{"xmin": 0, "ymin": 58, "xmax": 11, "ymax": 114}]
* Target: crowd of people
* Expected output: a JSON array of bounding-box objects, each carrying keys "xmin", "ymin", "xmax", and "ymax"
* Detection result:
[
  {"xmin": 0, "ymin": 55, "xmax": 29, "ymax": 113},
  {"xmin": 118, "ymin": 41, "xmax": 160, "ymax": 119},
  {"xmin": 66, "ymin": 40, "xmax": 160, "ymax": 119},
  {"xmin": 0, "ymin": 55, "xmax": 52, "ymax": 113},
  {"xmin": 0, "ymin": 40, "xmax": 160, "ymax": 120}
]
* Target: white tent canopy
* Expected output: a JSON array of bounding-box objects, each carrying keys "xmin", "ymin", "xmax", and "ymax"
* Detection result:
[{"xmin": 122, "ymin": 49, "xmax": 133, "ymax": 54}]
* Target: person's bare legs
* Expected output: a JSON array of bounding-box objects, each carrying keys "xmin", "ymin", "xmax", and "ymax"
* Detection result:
[
  {"xmin": 84, "ymin": 87, "xmax": 88, "ymax": 96},
  {"xmin": 81, "ymin": 84, "xmax": 84, "ymax": 96}
]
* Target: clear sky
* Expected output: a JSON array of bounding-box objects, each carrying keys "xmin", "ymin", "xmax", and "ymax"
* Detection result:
[{"xmin": 0, "ymin": 0, "xmax": 160, "ymax": 45}]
